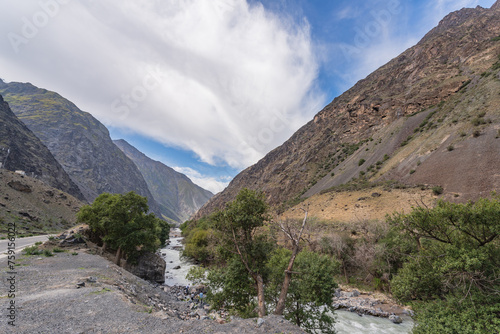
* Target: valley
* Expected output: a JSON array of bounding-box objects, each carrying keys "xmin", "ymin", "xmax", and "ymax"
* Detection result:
[{"xmin": 1, "ymin": 1, "xmax": 500, "ymax": 333}]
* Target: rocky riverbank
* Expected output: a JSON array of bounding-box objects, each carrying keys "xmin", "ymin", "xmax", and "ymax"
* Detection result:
[
  {"xmin": 0, "ymin": 238, "xmax": 305, "ymax": 333},
  {"xmin": 332, "ymin": 286, "xmax": 413, "ymax": 324}
]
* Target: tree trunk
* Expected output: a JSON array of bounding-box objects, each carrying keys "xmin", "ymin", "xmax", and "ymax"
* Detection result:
[
  {"xmin": 100, "ymin": 241, "xmax": 107, "ymax": 255},
  {"xmin": 115, "ymin": 246, "xmax": 122, "ymax": 266},
  {"xmin": 274, "ymin": 246, "xmax": 300, "ymax": 315},
  {"xmin": 274, "ymin": 208, "xmax": 308, "ymax": 316},
  {"xmin": 343, "ymin": 261, "xmax": 349, "ymax": 284},
  {"xmin": 256, "ymin": 274, "xmax": 267, "ymax": 318}
]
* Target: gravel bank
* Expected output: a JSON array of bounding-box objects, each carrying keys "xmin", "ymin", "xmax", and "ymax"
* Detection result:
[{"xmin": 0, "ymin": 248, "xmax": 305, "ymax": 333}]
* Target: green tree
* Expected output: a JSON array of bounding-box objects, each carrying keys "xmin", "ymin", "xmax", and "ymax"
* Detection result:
[
  {"xmin": 77, "ymin": 191, "xmax": 167, "ymax": 263},
  {"xmin": 185, "ymin": 188, "xmax": 341, "ymax": 332},
  {"xmin": 388, "ymin": 196, "xmax": 500, "ymax": 333},
  {"xmin": 266, "ymin": 248, "xmax": 339, "ymax": 333},
  {"xmin": 212, "ymin": 188, "xmax": 273, "ymax": 318}
]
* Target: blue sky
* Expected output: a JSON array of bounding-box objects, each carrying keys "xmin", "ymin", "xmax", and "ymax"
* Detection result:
[{"xmin": 0, "ymin": 0, "xmax": 496, "ymax": 193}]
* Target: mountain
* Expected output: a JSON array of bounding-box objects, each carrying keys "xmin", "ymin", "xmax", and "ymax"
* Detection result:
[
  {"xmin": 0, "ymin": 81, "xmax": 162, "ymax": 216},
  {"xmin": 196, "ymin": 2, "xmax": 500, "ymax": 218},
  {"xmin": 0, "ymin": 94, "xmax": 84, "ymax": 201},
  {"xmin": 114, "ymin": 139, "xmax": 213, "ymax": 223},
  {"xmin": 0, "ymin": 169, "xmax": 84, "ymax": 234}
]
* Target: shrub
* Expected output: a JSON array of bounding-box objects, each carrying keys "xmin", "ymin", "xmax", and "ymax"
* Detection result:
[
  {"xmin": 358, "ymin": 159, "xmax": 366, "ymax": 166},
  {"xmin": 473, "ymin": 130, "xmax": 481, "ymax": 137},
  {"xmin": 471, "ymin": 117, "xmax": 485, "ymax": 126},
  {"xmin": 43, "ymin": 250, "xmax": 53, "ymax": 257},
  {"xmin": 447, "ymin": 145, "xmax": 454, "ymax": 151},
  {"xmin": 432, "ymin": 186, "xmax": 444, "ymax": 195},
  {"xmin": 53, "ymin": 248, "xmax": 64, "ymax": 253},
  {"xmin": 24, "ymin": 245, "xmax": 41, "ymax": 256},
  {"xmin": 410, "ymin": 169, "xmax": 416, "ymax": 174}
]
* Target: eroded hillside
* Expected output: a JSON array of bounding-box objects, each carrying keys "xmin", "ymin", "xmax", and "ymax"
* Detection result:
[{"xmin": 197, "ymin": 2, "xmax": 500, "ymax": 218}]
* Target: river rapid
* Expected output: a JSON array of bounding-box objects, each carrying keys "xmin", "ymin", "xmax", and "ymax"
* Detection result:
[{"xmin": 160, "ymin": 229, "xmax": 414, "ymax": 333}]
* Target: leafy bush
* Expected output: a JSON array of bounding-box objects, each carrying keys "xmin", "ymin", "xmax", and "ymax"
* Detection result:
[
  {"xmin": 388, "ymin": 197, "xmax": 500, "ymax": 333},
  {"xmin": 432, "ymin": 186, "xmax": 443, "ymax": 195},
  {"xmin": 358, "ymin": 158, "xmax": 366, "ymax": 166}
]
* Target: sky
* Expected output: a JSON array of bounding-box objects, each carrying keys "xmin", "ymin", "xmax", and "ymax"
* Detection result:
[{"xmin": 0, "ymin": 0, "xmax": 496, "ymax": 193}]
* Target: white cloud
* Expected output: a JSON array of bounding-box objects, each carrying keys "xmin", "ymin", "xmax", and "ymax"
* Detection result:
[
  {"xmin": 173, "ymin": 166, "xmax": 229, "ymax": 194},
  {"xmin": 0, "ymin": 0, "xmax": 324, "ymax": 169}
]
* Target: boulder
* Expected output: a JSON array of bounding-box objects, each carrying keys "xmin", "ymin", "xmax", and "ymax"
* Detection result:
[
  {"xmin": 389, "ymin": 315, "xmax": 403, "ymax": 324},
  {"xmin": 125, "ymin": 252, "xmax": 166, "ymax": 284},
  {"xmin": 8, "ymin": 181, "xmax": 32, "ymax": 193}
]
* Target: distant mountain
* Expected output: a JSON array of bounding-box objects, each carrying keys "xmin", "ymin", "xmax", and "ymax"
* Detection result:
[
  {"xmin": 0, "ymin": 81, "xmax": 162, "ymax": 216},
  {"xmin": 0, "ymin": 93, "xmax": 84, "ymax": 200},
  {"xmin": 196, "ymin": 2, "xmax": 500, "ymax": 218},
  {"xmin": 114, "ymin": 139, "xmax": 213, "ymax": 223}
]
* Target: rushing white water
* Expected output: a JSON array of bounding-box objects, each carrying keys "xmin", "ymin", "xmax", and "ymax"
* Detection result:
[
  {"xmin": 160, "ymin": 229, "xmax": 196, "ymax": 286},
  {"xmin": 334, "ymin": 310, "xmax": 413, "ymax": 334},
  {"xmin": 161, "ymin": 229, "xmax": 414, "ymax": 333}
]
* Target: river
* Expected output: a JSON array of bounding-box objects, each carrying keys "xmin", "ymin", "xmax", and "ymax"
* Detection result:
[{"xmin": 160, "ymin": 229, "xmax": 414, "ymax": 333}]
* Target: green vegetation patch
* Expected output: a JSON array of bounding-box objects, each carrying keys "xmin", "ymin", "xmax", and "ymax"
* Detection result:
[{"xmin": 387, "ymin": 196, "xmax": 500, "ymax": 333}]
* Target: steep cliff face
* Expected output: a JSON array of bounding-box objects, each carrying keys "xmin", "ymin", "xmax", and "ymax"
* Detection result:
[
  {"xmin": 0, "ymin": 81, "xmax": 161, "ymax": 216},
  {"xmin": 196, "ymin": 2, "xmax": 500, "ymax": 218},
  {"xmin": 0, "ymin": 94, "xmax": 84, "ymax": 201},
  {"xmin": 114, "ymin": 139, "xmax": 213, "ymax": 223}
]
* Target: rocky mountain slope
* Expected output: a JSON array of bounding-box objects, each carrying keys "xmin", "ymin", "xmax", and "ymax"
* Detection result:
[
  {"xmin": 196, "ymin": 2, "xmax": 500, "ymax": 218},
  {"xmin": 0, "ymin": 94, "xmax": 83, "ymax": 201},
  {"xmin": 114, "ymin": 139, "xmax": 213, "ymax": 223},
  {"xmin": 0, "ymin": 169, "xmax": 84, "ymax": 235},
  {"xmin": 0, "ymin": 81, "xmax": 162, "ymax": 216}
]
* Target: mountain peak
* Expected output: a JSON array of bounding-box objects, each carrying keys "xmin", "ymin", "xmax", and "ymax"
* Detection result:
[{"xmin": 492, "ymin": 0, "xmax": 500, "ymax": 10}]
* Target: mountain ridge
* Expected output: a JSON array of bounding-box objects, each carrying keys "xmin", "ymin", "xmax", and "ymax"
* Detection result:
[
  {"xmin": 0, "ymin": 93, "xmax": 84, "ymax": 201},
  {"xmin": 114, "ymin": 139, "xmax": 213, "ymax": 223},
  {"xmin": 0, "ymin": 80, "xmax": 163, "ymax": 217}
]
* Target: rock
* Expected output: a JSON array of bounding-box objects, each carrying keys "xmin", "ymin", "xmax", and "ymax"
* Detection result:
[
  {"xmin": 7, "ymin": 181, "xmax": 33, "ymax": 194},
  {"xmin": 76, "ymin": 282, "xmax": 85, "ymax": 288},
  {"xmin": 389, "ymin": 315, "xmax": 403, "ymax": 324},
  {"xmin": 124, "ymin": 252, "xmax": 166, "ymax": 284},
  {"xmin": 257, "ymin": 318, "xmax": 265, "ymax": 327},
  {"xmin": 334, "ymin": 288, "xmax": 341, "ymax": 298},
  {"xmin": 87, "ymin": 277, "xmax": 97, "ymax": 283},
  {"xmin": 371, "ymin": 192, "xmax": 382, "ymax": 197},
  {"xmin": 173, "ymin": 265, "xmax": 181, "ymax": 270},
  {"xmin": 352, "ymin": 289, "xmax": 360, "ymax": 297}
]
